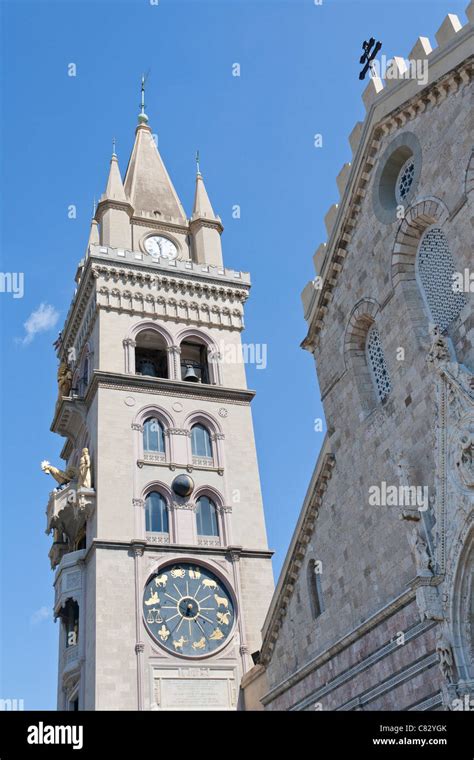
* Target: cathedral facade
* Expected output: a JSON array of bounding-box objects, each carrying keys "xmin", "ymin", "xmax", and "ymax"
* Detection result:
[
  {"xmin": 45, "ymin": 102, "xmax": 273, "ymax": 710},
  {"xmin": 243, "ymin": 7, "xmax": 474, "ymax": 711}
]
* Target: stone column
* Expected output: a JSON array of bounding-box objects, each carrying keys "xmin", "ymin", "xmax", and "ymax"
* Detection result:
[
  {"xmin": 131, "ymin": 540, "xmax": 146, "ymax": 709},
  {"xmin": 122, "ymin": 338, "xmax": 136, "ymax": 374},
  {"xmin": 228, "ymin": 546, "xmax": 253, "ymax": 674}
]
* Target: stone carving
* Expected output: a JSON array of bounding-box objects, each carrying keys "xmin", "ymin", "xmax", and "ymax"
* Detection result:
[
  {"xmin": 41, "ymin": 460, "xmax": 76, "ymax": 486},
  {"xmin": 57, "ymin": 361, "xmax": 73, "ymax": 401},
  {"xmin": 436, "ymin": 627, "xmax": 455, "ymax": 683},
  {"xmin": 78, "ymin": 448, "xmax": 92, "ymax": 489},
  {"xmin": 408, "ymin": 528, "xmax": 432, "ymax": 577},
  {"xmin": 455, "ymin": 430, "xmax": 474, "ymax": 489},
  {"xmin": 427, "ymin": 324, "xmax": 450, "ymax": 365}
]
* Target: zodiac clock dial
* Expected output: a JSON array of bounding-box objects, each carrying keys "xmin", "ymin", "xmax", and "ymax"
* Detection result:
[{"xmin": 143, "ymin": 562, "xmax": 235, "ymax": 657}]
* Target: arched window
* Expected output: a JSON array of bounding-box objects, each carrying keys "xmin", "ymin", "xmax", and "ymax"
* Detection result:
[
  {"xmin": 135, "ymin": 329, "xmax": 169, "ymax": 378},
  {"xmin": 307, "ymin": 560, "xmax": 324, "ymax": 620},
  {"xmin": 180, "ymin": 340, "xmax": 210, "ymax": 383},
  {"xmin": 143, "ymin": 418, "xmax": 165, "ymax": 453},
  {"xmin": 366, "ymin": 325, "xmax": 392, "ymax": 403},
  {"xmin": 196, "ymin": 496, "xmax": 219, "ymax": 537},
  {"xmin": 191, "ymin": 424, "xmax": 212, "ymax": 459},
  {"xmin": 416, "ymin": 227, "xmax": 466, "ymax": 332},
  {"xmin": 145, "ymin": 492, "xmax": 169, "ymax": 534}
]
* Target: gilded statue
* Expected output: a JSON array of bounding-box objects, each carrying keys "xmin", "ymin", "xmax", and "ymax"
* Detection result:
[
  {"xmin": 78, "ymin": 448, "xmax": 92, "ymax": 489},
  {"xmin": 41, "ymin": 460, "xmax": 76, "ymax": 486},
  {"xmin": 57, "ymin": 361, "xmax": 73, "ymax": 401}
]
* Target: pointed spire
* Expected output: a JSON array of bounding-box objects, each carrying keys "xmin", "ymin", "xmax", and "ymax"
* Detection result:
[
  {"xmin": 123, "ymin": 121, "xmax": 186, "ymax": 222},
  {"xmin": 192, "ymin": 162, "xmax": 218, "ymax": 220},
  {"xmin": 103, "ymin": 148, "xmax": 127, "ymax": 202},
  {"xmin": 138, "ymin": 73, "xmax": 149, "ymax": 125},
  {"xmin": 88, "ymin": 217, "xmax": 100, "ymax": 246}
]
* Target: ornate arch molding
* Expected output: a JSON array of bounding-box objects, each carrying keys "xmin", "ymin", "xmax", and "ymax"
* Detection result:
[
  {"xmin": 133, "ymin": 404, "xmax": 176, "ymax": 431},
  {"xmin": 391, "ymin": 197, "xmax": 450, "ymax": 343},
  {"xmin": 343, "ymin": 299, "xmax": 381, "ymax": 414},
  {"xmin": 391, "ymin": 197, "xmax": 449, "ymax": 288},
  {"xmin": 451, "ymin": 525, "xmax": 474, "ymax": 682},
  {"xmin": 128, "ymin": 320, "xmax": 174, "ymax": 347}
]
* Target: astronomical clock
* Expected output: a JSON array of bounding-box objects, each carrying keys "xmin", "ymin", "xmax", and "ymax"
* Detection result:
[{"xmin": 143, "ymin": 562, "xmax": 235, "ymax": 657}]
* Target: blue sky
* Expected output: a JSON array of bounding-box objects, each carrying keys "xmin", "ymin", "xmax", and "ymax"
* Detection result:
[{"xmin": 0, "ymin": 0, "xmax": 468, "ymax": 710}]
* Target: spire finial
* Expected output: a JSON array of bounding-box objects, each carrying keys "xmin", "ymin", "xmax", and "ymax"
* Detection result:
[
  {"xmin": 112, "ymin": 136, "xmax": 116, "ymax": 157},
  {"xmin": 138, "ymin": 72, "xmax": 149, "ymax": 125},
  {"xmin": 195, "ymin": 150, "xmax": 201, "ymax": 176}
]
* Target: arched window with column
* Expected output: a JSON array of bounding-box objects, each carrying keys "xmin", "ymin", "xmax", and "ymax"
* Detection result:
[
  {"xmin": 135, "ymin": 329, "xmax": 169, "ymax": 378},
  {"xmin": 416, "ymin": 227, "xmax": 466, "ymax": 332},
  {"xmin": 145, "ymin": 492, "xmax": 169, "ymax": 535},
  {"xmin": 196, "ymin": 495, "xmax": 219, "ymax": 538},
  {"xmin": 176, "ymin": 329, "xmax": 221, "ymax": 385}
]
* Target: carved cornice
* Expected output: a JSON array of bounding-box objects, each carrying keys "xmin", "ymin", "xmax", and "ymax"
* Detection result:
[
  {"xmin": 92, "ymin": 262, "xmax": 249, "ymax": 302},
  {"xmin": 131, "ymin": 216, "xmax": 190, "ymax": 236},
  {"xmin": 95, "ymin": 199, "xmax": 134, "ymax": 220},
  {"xmin": 302, "ymin": 57, "xmax": 473, "ymax": 351},
  {"xmin": 190, "ymin": 217, "xmax": 224, "ymax": 234},
  {"xmin": 81, "ymin": 371, "xmax": 255, "ymax": 408}
]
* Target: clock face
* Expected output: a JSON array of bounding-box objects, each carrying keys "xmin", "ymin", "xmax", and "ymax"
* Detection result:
[
  {"xmin": 144, "ymin": 235, "xmax": 178, "ymax": 260},
  {"xmin": 143, "ymin": 562, "xmax": 235, "ymax": 657}
]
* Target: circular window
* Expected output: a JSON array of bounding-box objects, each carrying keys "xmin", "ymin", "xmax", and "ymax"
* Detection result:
[
  {"xmin": 372, "ymin": 132, "xmax": 422, "ymax": 224},
  {"xmin": 395, "ymin": 157, "xmax": 415, "ymax": 204}
]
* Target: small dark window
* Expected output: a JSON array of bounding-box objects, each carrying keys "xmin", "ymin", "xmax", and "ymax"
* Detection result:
[{"xmin": 307, "ymin": 560, "xmax": 324, "ymax": 619}]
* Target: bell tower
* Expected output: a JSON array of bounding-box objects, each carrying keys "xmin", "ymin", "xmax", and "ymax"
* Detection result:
[{"xmin": 45, "ymin": 93, "xmax": 274, "ymax": 711}]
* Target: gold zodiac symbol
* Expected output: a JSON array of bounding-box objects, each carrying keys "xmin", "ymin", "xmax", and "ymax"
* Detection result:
[
  {"xmin": 155, "ymin": 574, "xmax": 168, "ymax": 588},
  {"xmin": 173, "ymin": 636, "xmax": 188, "ymax": 650},
  {"xmin": 158, "ymin": 625, "xmax": 170, "ymax": 641},
  {"xmin": 192, "ymin": 637, "xmax": 206, "ymax": 650},
  {"xmin": 209, "ymin": 628, "xmax": 224, "ymax": 641},
  {"xmin": 188, "ymin": 568, "xmax": 202, "ymax": 579},
  {"xmin": 170, "ymin": 567, "xmax": 186, "ymax": 579},
  {"xmin": 214, "ymin": 594, "xmax": 228, "ymax": 609},
  {"xmin": 217, "ymin": 611, "xmax": 231, "ymax": 626},
  {"xmin": 145, "ymin": 590, "xmax": 159, "ymax": 606},
  {"xmin": 202, "ymin": 579, "xmax": 218, "ymax": 589}
]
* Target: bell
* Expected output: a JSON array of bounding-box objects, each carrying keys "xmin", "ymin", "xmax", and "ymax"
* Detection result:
[{"xmin": 183, "ymin": 365, "xmax": 200, "ymax": 382}]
